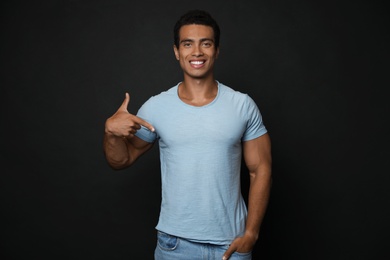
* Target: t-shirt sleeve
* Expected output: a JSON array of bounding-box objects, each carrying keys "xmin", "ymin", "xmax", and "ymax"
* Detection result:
[
  {"xmin": 242, "ymin": 95, "xmax": 267, "ymax": 141},
  {"xmin": 134, "ymin": 97, "xmax": 158, "ymax": 143}
]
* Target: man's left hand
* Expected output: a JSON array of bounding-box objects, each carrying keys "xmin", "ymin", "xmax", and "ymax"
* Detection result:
[{"xmin": 222, "ymin": 234, "xmax": 257, "ymax": 260}]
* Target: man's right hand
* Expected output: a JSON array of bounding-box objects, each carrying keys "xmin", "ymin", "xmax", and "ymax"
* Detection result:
[{"xmin": 105, "ymin": 93, "xmax": 155, "ymax": 139}]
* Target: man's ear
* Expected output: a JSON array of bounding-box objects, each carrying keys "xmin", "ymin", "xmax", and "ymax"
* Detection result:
[
  {"xmin": 216, "ymin": 47, "xmax": 220, "ymax": 59},
  {"xmin": 173, "ymin": 45, "xmax": 180, "ymax": 60}
]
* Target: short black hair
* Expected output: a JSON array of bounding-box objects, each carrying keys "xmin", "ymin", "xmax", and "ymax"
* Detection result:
[{"xmin": 173, "ymin": 10, "xmax": 220, "ymax": 49}]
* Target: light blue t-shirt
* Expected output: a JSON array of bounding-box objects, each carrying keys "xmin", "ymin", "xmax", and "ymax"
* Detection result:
[{"xmin": 135, "ymin": 81, "xmax": 267, "ymax": 245}]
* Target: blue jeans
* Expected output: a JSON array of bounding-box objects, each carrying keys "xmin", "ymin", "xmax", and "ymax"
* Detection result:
[{"xmin": 154, "ymin": 231, "xmax": 252, "ymax": 260}]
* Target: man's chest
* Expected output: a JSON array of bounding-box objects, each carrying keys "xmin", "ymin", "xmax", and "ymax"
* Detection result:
[{"xmin": 154, "ymin": 106, "xmax": 247, "ymax": 148}]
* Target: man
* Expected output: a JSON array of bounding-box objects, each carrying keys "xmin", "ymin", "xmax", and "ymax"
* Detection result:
[{"xmin": 103, "ymin": 10, "xmax": 272, "ymax": 260}]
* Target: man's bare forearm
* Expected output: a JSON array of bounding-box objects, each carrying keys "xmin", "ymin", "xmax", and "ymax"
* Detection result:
[
  {"xmin": 222, "ymin": 162, "xmax": 271, "ymax": 259},
  {"xmin": 245, "ymin": 166, "xmax": 272, "ymax": 240},
  {"xmin": 103, "ymin": 133, "xmax": 132, "ymax": 169}
]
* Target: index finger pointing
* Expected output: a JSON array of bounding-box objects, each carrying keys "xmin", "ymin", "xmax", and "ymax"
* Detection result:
[{"xmin": 133, "ymin": 116, "xmax": 155, "ymax": 132}]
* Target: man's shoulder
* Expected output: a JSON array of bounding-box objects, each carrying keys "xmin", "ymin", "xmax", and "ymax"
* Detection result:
[
  {"xmin": 219, "ymin": 82, "xmax": 250, "ymax": 101},
  {"xmin": 145, "ymin": 84, "xmax": 178, "ymax": 102},
  {"xmin": 137, "ymin": 84, "xmax": 179, "ymax": 117}
]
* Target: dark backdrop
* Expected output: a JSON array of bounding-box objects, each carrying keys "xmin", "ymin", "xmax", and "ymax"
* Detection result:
[{"xmin": 1, "ymin": 0, "xmax": 389, "ymax": 259}]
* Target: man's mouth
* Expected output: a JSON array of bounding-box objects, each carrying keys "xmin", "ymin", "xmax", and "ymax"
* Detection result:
[{"xmin": 190, "ymin": 60, "xmax": 205, "ymax": 67}]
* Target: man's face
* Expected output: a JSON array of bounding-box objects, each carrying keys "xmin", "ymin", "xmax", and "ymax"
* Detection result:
[{"xmin": 174, "ymin": 24, "xmax": 219, "ymax": 79}]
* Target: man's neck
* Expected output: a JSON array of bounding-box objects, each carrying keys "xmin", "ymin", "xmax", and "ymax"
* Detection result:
[{"xmin": 178, "ymin": 77, "xmax": 218, "ymax": 107}]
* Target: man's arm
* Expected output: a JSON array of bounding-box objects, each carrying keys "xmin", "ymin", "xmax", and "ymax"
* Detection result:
[
  {"xmin": 103, "ymin": 93, "xmax": 155, "ymax": 170},
  {"xmin": 104, "ymin": 134, "xmax": 154, "ymax": 170},
  {"xmin": 223, "ymin": 133, "xmax": 272, "ymax": 259}
]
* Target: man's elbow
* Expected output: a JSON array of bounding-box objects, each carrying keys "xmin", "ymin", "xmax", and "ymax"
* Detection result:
[
  {"xmin": 106, "ymin": 157, "xmax": 133, "ymax": 170},
  {"xmin": 108, "ymin": 163, "xmax": 127, "ymax": 171}
]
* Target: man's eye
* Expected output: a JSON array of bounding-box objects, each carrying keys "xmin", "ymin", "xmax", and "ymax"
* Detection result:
[
  {"xmin": 203, "ymin": 42, "xmax": 212, "ymax": 47},
  {"xmin": 183, "ymin": 43, "xmax": 191, "ymax": 47}
]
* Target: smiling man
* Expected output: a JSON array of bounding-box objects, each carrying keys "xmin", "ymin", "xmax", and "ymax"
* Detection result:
[{"xmin": 103, "ymin": 10, "xmax": 272, "ymax": 260}]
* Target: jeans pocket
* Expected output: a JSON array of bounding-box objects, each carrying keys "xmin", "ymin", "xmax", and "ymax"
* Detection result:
[
  {"xmin": 232, "ymin": 250, "xmax": 252, "ymax": 259},
  {"xmin": 157, "ymin": 231, "xmax": 179, "ymax": 251}
]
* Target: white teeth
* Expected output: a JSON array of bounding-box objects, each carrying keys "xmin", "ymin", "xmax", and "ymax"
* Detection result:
[{"xmin": 190, "ymin": 61, "xmax": 204, "ymax": 65}]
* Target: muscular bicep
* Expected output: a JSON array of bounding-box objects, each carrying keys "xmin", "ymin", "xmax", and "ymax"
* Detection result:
[
  {"xmin": 243, "ymin": 133, "xmax": 272, "ymax": 174},
  {"xmin": 126, "ymin": 135, "xmax": 155, "ymax": 164}
]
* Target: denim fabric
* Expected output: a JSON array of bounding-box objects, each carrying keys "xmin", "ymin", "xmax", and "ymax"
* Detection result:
[{"xmin": 154, "ymin": 231, "xmax": 252, "ymax": 260}]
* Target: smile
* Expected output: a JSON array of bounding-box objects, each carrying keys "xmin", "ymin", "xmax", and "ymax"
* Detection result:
[
  {"xmin": 189, "ymin": 60, "xmax": 206, "ymax": 68},
  {"xmin": 190, "ymin": 61, "xmax": 205, "ymax": 65}
]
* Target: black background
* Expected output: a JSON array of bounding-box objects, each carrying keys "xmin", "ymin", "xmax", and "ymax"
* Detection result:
[{"xmin": 1, "ymin": 0, "xmax": 389, "ymax": 259}]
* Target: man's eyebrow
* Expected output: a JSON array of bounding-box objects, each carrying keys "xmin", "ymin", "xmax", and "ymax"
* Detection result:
[
  {"xmin": 200, "ymin": 38, "xmax": 214, "ymax": 42},
  {"xmin": 180, "ymin": 38, "xmax": 214, "ymax": 44},
  {"xmin": 180, "ymin": 39, "xmax": 194, "ymax": 44}
]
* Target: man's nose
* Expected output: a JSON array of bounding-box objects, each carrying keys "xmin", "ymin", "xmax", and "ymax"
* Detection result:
[{"xmin": 192, "ymin": 44, "xmax": 203, "ymax": 56}]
